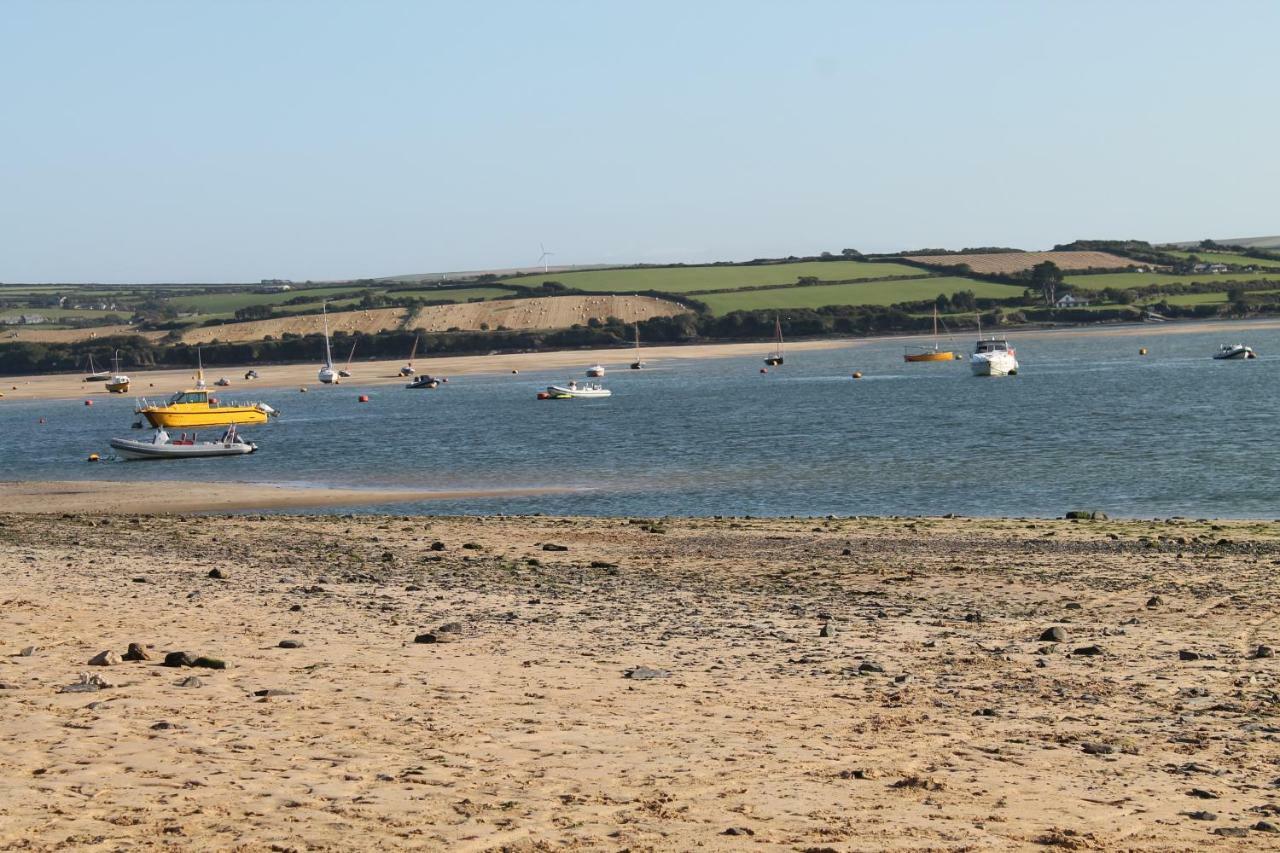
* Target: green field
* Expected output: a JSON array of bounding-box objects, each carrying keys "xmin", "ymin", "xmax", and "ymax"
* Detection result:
[
  {"xmin": 502, "ymin": 261, "xmax": 925, "ymax": 293},
  {"xmin": 388, "ymin": 286, "xmax": 515, "ymax": 302},
  {"xmin": 1141, "ymin": 289, "xmax": 1280, "ymax": 306},
  {"xmin": 1065, "ymin": 271, "xmax": 1280, "ymax": 290},
  {"xmin": 166, "ymin": 286, "xmax": 360, "ymax": 313},
  {"xmin": 1166, "ymin": 251, "xmax": 1280, "ymax": 269},
  {"xmin": 697, "ymin": 277, "xmax": 1024, "ymax": 314}
]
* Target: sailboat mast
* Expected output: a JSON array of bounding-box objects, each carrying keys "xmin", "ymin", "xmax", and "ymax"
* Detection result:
[{"xmin": 322, "ymin": 304, "xmax": 334, "ymax": 366}]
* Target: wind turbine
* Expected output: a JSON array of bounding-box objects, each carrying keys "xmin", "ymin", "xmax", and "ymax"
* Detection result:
[{"xmin": 537, "ymin": 243, "xmax": 555, "ymax": 273}]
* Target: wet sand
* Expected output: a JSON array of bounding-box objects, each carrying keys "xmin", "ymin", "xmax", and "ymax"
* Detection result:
[
  {"xmin": 1, "ymin": 513, "xmax": 1277, "ymax": 849},
  {"xmin": 0, "ymin": 480, "xmax": 581, "ymax": 515}
]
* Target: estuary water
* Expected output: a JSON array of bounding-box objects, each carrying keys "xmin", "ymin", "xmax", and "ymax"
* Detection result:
[{"xmin": 2, "ymin": 323, "xmax": 1278, "ymax": 518}]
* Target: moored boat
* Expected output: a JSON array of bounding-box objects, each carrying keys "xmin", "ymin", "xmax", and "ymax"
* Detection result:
[
  {"xmin": 110, "ymin": 426, "xmax": 256, "ymax": 460},
  {"xmin": 406, "ymin": 374, "xmax": 439, "ymax": 389},
  {"xmin": 318, "ymin": 304, "xmax": 339, "ymax": 384},
  {"xmin": 904, "ymin": 308, "xmax": 956, "ymax": 362},
  {"xmin": 1213, "ymin": 343, "xmax": 1256, "ymax": 360},
  {"xmin": 105, "ymin": 350, "xmax": 130, "ymax": 393},
  {"xmin": 83, "ymin": 353, "xmax": 111, "ymax": 382},
  {"xmin": 970, "ymin": 337, "xmax": 1018, "ymax": 376},
  {"xmin": 540, "ymin": 380, "xmax": 612, "ymax": 399},
  {"xmin": 764, "ymin": 316, "xmax": 784, "ymax": 366},
  {"xmin": 399, "ymin": 335, "xmax": 419, "ymax": 377},
  {"xmin": 586, "ymin": 364, "xmax": 605, "ymax": 378},
  {"xmin": 630, "ymin": 324, "xmax": 645, "ymax": 369},
  {"xmin": 136, "ymin": 350, "xmax": 277, "ymax": 428}
]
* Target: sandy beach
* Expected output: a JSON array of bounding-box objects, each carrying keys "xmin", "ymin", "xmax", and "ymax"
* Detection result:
[
  {"xmin": 2, "ymin": 512, "xmax": 1277, "ymax": 850},
  {"xmin": 0, "ymin": 338, "xmax": 859, "ymax": 403}
]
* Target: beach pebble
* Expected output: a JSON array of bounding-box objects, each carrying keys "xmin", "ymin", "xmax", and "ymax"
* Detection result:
[
  {"xmin": 1179, "ymin": 649, "xmax": 1213, "ymax": 661},
  {"xmin": 721, "ymin": 827, "xmax": 754, "ymax": 836},
  {"xmin": 208, "ymin": 568, "xmax": 228, "ymax": 579},
  {"xmin": 1186, "ymin": 810, "xmax": 1217, "ymax": 821},
  {"xmin": 1252, "ymin": 644, "xmax": 1275, "ymax": 659},
  {"xmin": 414, "ymin": 631, "xmax": 457, "ymax": 644},
  {"xmin": 0, "ymin": 681, "xmax": 19, "ymax": 690},
  {"xmin": 162, "ymin": 652, "xmax": 195, "ymax": 668},
  {"xmin": 1254, "ymin": 821, "xmax": 1278, "ymax": 833},
  {"xmin": 429, "ymin": 541, "xmax": 446, "ymax": 551},
  {"xmin": 1146, "ymin": 595, "xmax": 1163, "ymax": 607},
  {"xmin": 624, "ymin": 666, "xmax": 671, "ymax": 680},
  {"xmin": 1039, "ymin": 626, "xmax": 1068, "ymax": 643},
  {"xmin": 289, "ymin": 604, "xmax": 303, "ymax": 612},
  {"xmin": 59, "ymin": 673, "xmax": 112, "ymax": 693},
  {"xmin": 88, "ymin": 650, "xmax": 122, "ymax": 666},
  {"xmin": 1213, "ymin": 827, "xmax": 1248, "ymax": 837},
  {"xmin": 176, "ymin": 676, "xmax": 203, "ymax": 688},
  {"xmin": 19, "ymin": 646, "xmax": 36, "ymax": 657},
  {"xmin": 1072, "ymin": 645, "xmax": 1105, "ymax": 656},
  {"xmin": 1064, "ymin": 601, "xmax": 1082, "ymax": 610},
  {"xmin": 253, "ymin": 688, "xmax": 293, "ymax": 697},
  {"xmin": 1081, "ymin": 742, "xmax": 1114, "ymax": 755},
  {"xmin": 277, "ymin": 640, "xmax": 304, "ymax": 649},
  {"xmin": 542, "ymin": 543, "xmax": 568, "ymax": 552},
  {"xmin": 1188, "ymin": 788, "xmax": 1219, "ymax": 799},
  {"xmin": 123, "ymin": 642, "xmax": 151, "ymax": 662},
  {"xmin": 819, "ymin": 622, "xmax": 837, "ymax": 638},
  {"xmin": 150, "ymin": 721, "xmax": 182, "ymax": 731},
  {"xmin": 858, "ymin": 660, "xmax": 885, "ymax": 674}
]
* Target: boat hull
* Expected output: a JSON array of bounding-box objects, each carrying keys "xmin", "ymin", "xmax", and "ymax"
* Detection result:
[
  {"xmin": 110, "ymin": 438, "xmax": 256, "ymax": 460},
  {"xmin": 904, "ymin": 350, "xmax": 955, "ymax": 363},
  {"xmin": 105, "ymin": 381, "xmax": 130, "ymax": 393},
  {"xmin": 546, "ymin": 385, "xmax": 612, "ymax": 399},
  {"xmin": 971, "ymin": 353, "xmax": 1018, "ymax": 376},
  {"xmin": 140, "ymin": 407, "xmax": 271, "ymax": 428}
]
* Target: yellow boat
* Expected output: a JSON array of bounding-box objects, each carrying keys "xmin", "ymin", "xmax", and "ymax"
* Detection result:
[
  {"xmin": 136, "ymin": 357, "xmax": 276, "ymax": 428},
  {"xmin": 904, "ymin": 307, "xmax": 956, "ymax": 363}
]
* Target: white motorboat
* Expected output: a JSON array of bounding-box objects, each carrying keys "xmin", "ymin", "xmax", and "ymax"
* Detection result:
[
  {"xmin": 406, "ymin": 374, "xmax": 439, "ymax": 389},
  {"xmin": 542, "ymin": 381, "xmax": 612, "ymax": 399},
  {"xmin": 970, "ymin": 337, "xmax": 1018, "ymax": 376},
  {"xmin": 586, "ymin": 364, "xmax": 605, "ymax": 378},
  {"xmin": 110, "ymin": 426, "xmax": 257, "ymax": 460},
  {"xmin": 318, "ymin": 303, "xmax": 339, "ymax": 384},
  {"xmin": 1213, "ymin": 343, "xmax": 1256, "ymax": 360}
]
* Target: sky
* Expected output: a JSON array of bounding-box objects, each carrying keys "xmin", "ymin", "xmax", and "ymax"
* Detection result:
[{"xmin": 3, "ymin": 0, "xmax": 1278, "ymax": 283}]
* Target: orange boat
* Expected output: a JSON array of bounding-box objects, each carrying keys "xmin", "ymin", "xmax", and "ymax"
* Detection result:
[{"xmin": 904, "ymin": 307, "xmax": 956, "ymax": 363}]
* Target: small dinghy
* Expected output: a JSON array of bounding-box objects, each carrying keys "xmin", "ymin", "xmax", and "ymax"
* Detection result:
[
  {"xmin": 539, "ymin": 380, "xmax": 612, "ymax": 399},
  {"xmin": 406, "ymin": 374, "xmax": 440, "ymax": 389},
  {"xmin": 1213, "ymin": 343, "xmax": 1256, "ymax": 360},
  {"xmin": 110, "ymin": 426, "xmax": 257, "ymax": 460}
]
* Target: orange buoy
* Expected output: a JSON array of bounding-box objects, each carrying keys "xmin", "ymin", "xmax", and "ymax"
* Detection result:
[
  {"xmin": 1139, "ymin": 347, "xmax": 1147, "ymax": 355},
  {"xmin": 87, "ymin": 453, "xmax": 100, "ymax": 462},
  {"xmin": 852, "ymin": 371, "xmax": 863, "ymax": 379},
  {"xmin": 536, "ymin": 391, "xmax": 550, "ymax": 400},
  {"xmin": 358, "ymin": 394, "xmax": 370, "ymax": 402}
]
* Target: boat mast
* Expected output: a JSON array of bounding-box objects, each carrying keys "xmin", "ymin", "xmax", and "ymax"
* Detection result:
[
  {"xmin": 775, "ymin": 315, "xmax": 784, "ymax": 359},
  {"xmin": 408, "ymin": 334, "xmax": 418, "ymax": 368},
  {"xmin": 322, "ymin": 303, "xmax": 334, "ymax": 368},
  {"xmin": 345, "ymin": 340, "xmax": 357, "ymax": 370},
  {"xmin": 196, "ymin": 347, "xmax": 206, "ymax": 388}
]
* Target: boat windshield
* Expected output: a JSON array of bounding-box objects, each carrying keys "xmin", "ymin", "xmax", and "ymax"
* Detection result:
[
  {"xmin": 975, "ymin": 340, "xmax": 1009, "ymax": 353},
  {"xmin": 167, "ymin": 391, "xmax": 208, "ymax": 405}
]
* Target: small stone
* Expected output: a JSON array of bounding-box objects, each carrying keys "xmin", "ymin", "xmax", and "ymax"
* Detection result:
[
  {"xmin": 18, "ymin": 646, "xmax": 36, "ymax": 657},
  {"xmin": 1186, "ymin": 810, "xmax": 1217, "ymax": 821},
  {"xmin": 858, "ymin": 660, "xmax": 885, "ymax": 674},
  {"xmin": 177, "ymin": 676, "xmax": 203, "ymax": 688},
  {"xmin": 1039, "ymin": 626, "xmax": 1068, "ymax": 643},
  {"xmin": 1072, "ymin": 645, "xmax": 1105, "ymax": 656},
  {"xmin": 429, "ymin": 541, "xmax": 446, "ymax": 551},
  {"xmin": 841, "ymin": 548, "xmax": 852, "ymax": 556},
  {"xmin": 1064, "ymin": 601, "xmax": 1082, "ymax": 610},
  {"xmin": 1254, "ymin": 820, "xmax": 1279, "ymax": 833},
  {"xmin": 819, "ymin": 623, "xmax": 836, "ymax": 638},
  {"xmin": 1213, "ymin": 827, "xmax": 1248, "ymax": 837},
  {"xmin": 414, "ymin": 632, "xmax": 456, "ymax": 644},
  {"xmin": 88, "ymin": 650, "xmax": 122, "ymax": 667},
  {"xmin": 624, "ymin": 666, "xmax": 671, "ymax": 680},
  {"xmin": 208, "ymin": 568, "xmax": 228, "ymax": 579},
  {"xmin": 253, "ymin": 688, "xmax": 293, "ymax": 697},
  {"xmin": 541, "ymin": 543, "xmax": 568, "ymax": 552},
  {"xmin": 122, "ymin": 643, "xmax": 150, "ymax": 662},
  {"xmin": 191, "ymin": 657, "xmax": 225, "ymax": 670},
  {"xmin": 1082, "ymin": 742, "xmax": 1114, "ymax": 755},
  {"xmin": 150, "ymin": 721, "xmax": 181, "ymax": 731},
  {"xmin": 59, "ymin": 673, "xmax": 113, "ymax": 693},
  {"xmin": 1146, "ymin": 595, "xmax": 1163, "ymax": 608},
  {"xmin": 277, "ymin": 640, "xmax": 304, "ymax": 649},
  {"xmin": 721, "ymin": 827, "xmax": 754, "ymax": 836},
  {"xmin": 964, "ymin": 612, "xmax": 984, "ymax": 623},
  {"xmin": 1179, "ymin": 649, "xmax": 1206, "ymax": 661},
  {"xmin": 162, "ymin": 652, "xmax": 195, "ymax": 668},
  {"xmin": 288, "ymin": 604, "xmax": 303, "ymax": 612},
  {"xmin": 1188, "ymin": 788, "xmax": 1219, "ymax": 799},
  {"xmin": 1252, "ymin": 645, "xmax": 1275, "ymax": 659}
]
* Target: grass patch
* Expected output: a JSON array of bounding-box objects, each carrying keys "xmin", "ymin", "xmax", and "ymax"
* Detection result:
[
  {"xmin": 166, "ymin": 286, "xmax": 359, "ymax": 313},
  {"xmin": 698, "ymin": 277, "xmax": 1024, "ymax": 314},
  {"xmin": 387, "ymin": 286, "xmax": 516, "ymax": 302},
  {"xmin": 1064, "ymin": 271, "xmax": 1280, "ymax": 289},
  {"xmin": 1165, "ymin": 250, "xmax": 1280, "ymax": 269},
  {"xmin": 502, "ymin": 261, "xmax": 925, "ymax": 293}
]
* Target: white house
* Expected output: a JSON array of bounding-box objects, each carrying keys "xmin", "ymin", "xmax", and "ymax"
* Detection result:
[{"xmin": 1055, "ymin": 293, "xmax": 1089, "ymax": 308}]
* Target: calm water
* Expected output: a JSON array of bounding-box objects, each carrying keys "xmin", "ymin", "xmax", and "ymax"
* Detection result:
[{"xmin": 3, "ymin": 324, "xmax": 1278, "ymax": 518}]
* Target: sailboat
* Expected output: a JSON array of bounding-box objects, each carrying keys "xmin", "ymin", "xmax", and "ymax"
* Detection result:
[
  {"xmin": 630, "ymin": 324, "xmax": 645, "ymax": 369},
  {"xmin": 399, "ymin": 335, "xmax": 418, "ymax": 377},
  {"xmin": 83, "ymin": 352, "xmax": 111, "ymax": 382},
  {"xmin": 764, "ymin": 316, "xmax": 784, "ymax": 366},
  {"xmin": 904, "ymin": 307, "xmax": 956, "ymax": 362},
  {"xmin": 339, "ymin": 340, "xmax": 356, "ymax": 378},
  {"xmin": 318, "ymin": 304, "xmax": 338, "ymax": 384},
  {"xmin": 105, "ymin": 349, "xmax": 131, "ymax": 393}
]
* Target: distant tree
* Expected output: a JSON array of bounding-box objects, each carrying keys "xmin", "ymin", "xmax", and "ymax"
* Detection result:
[
  {"xmin": 951, "ymin": 263, "xmax": 973, "ymax": 277},
  {"xmin": 540, "ymin": 281, "xmax": 567, "ymax": 292},
  {"xmin": 1200, "ymin": 239, "xmax": 1221, "ymax": 250},
  {"xmin": 1227, "ymin": 285, "xmax": 1246, "ymax": 303},
  {"xmin": 797, "ymin": 276, "xmax": 820, "ymax": 286},
  {"xmin": 819, "ymin": 251, "xmax": 835, "ymax": 261},
  {"xmin": 951, "ymin": 290, "xmax": 977, "ymax": 312},
  {"xmin": 1030, "ymin": 261, "xmax": 1063, "ymax": 305},
  {"xmin": 934, "ymin": 293, "xmax": 952, "ymax": 313},
  {"xmin": 840, "ymin": 248, "xmax": 863, "ymax": 259}
]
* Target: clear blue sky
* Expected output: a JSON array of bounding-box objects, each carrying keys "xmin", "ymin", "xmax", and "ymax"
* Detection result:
[{"xmin": 3, "ymin": 0, "xmax": 1277, "ymax": 283}]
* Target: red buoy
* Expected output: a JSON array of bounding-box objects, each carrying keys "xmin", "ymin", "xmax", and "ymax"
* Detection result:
[
  {"xmin": 760, "ymin": 368, "xmax": 768, "ymax": 374},
  {"xmin": 84, "ymin": 400, "xmax": 93, "ymax": 406},
  {"xmin": 536, "ymin": 391, "xmax": 550, "ymax": 400},
  {"xmin": 358, "ymin": 394, "xmax": 370, "ymax": 403}
]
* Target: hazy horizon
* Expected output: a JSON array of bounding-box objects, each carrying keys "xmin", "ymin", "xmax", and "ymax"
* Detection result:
[{"xmin": 4, "ymin": 0, "xmax": 1278, "ymax": 284}]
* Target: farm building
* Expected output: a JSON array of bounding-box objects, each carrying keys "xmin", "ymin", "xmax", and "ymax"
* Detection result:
[{"xmin": 1055, "ymin": 294, "xmax": 1089, "ymax": 308}]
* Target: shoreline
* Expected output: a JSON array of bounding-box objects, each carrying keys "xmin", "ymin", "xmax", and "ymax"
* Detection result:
[
  {"xmin": 4, "ymin": 315, "xmax": 1280, "ymax": 403},
  {"xmin": 0, "ymin": 480, "xmax": 582, "ymax": 515}
]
